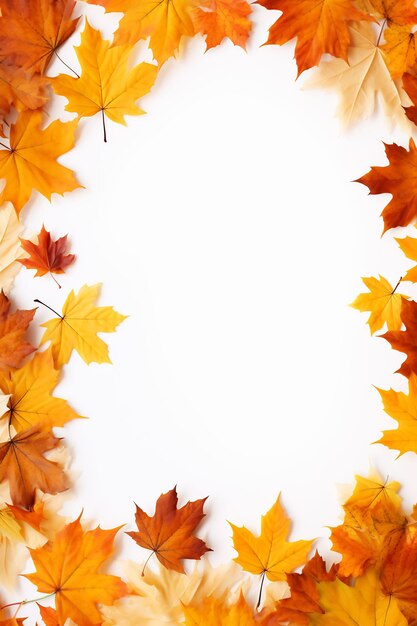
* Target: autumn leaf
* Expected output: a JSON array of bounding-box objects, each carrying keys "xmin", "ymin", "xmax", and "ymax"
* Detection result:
[
  {"xmin": 230, "ymin": 494, "xmax": 313, "ymax": 585},
  {"xmin": 357, "ymin": 139, "xmax": 417, "ymax": 233},
  {"xmin": 0, "ymin": 349, "xmax": 82, "ymax": 432},
  {"xmin": 264, "ymin": 552, "xmax": 339, "ymax": 625},
  {"xmin": 38, "ymin": 284, "xmax": 126, "ymax": 367},
  {"xmin": 89, "ymin": 0, "xmax": 197, "ymax": 65},
  {"xmin": 381, "ymin": 25, "xmax": 417, "ymax": 79},
  {"xmin": 0, "ymin": 204, "xmax": 24, "ymax": 293},
  {"xmin": 0, "ymin": 62, "xmax": 47, "ymax": 134},
  {"xmin": 256, "ymin": 0, "xmax": 371, "ymax": 76},
  {"xmin": 356, "ymin": 0, "xmax": 417, "ymax": 25},
  {"xmin": 383, "ymin": 298, "xmax": 417, "ymax": 377},
  {"xmin": 395, "ymin": 229, "xmax": 417, "ymax": 283},
  {"xmin": 311, "ymin": 568, "xmax": 407, "ymax": 626},
  {"xmin": 182, "ymin": 594, "xmax": 256, "ymax": 625},
  {"xmin": 0, "ymin": 426, "xmax": 68, "ymax": 508},
  {"xmin": 38, "ymin": 605, "xmax": 59, "ymax": 626},
  {"xmin": 0, "ymin": 0, "xmax": 79, "ymax": 74},
  {"xmin": 193, "ymin": 0, "xmax": 252, "ymax": 50},
  {"xmin": 351, "ymin": 275, "xmax": 405, "ymax": 334},
  {"xmin": 0, "ymin": 110, "xmax": 80, "ymax": 213},
  {"xmin": 52, "ymin": 21, "xmax": 158, "ymax": 142},
  {"xmin": 306, "ymin": 22, "xmax": 409, "ymax": 128},
  {"xmin": 376, "ymin": 375, "xmax": 417, "ymax": 455},
  {"xmin": 26, "ymin": 516, "xmax": 128, "ymax": 626},
  {"xmin": 19, "ymin": 225, "xmax": 75, "ymax": 287},
  {"xmin": 381, "ymin": 525, "xmax": 417, "ymax": 622},
  {"xmin": 0, "ymin": 291, "xmax": 36, "ymax": 369},
  {"xmin": 402, "ymin": 72, "xmax": 417, "ymax": 127},
  {"xmin": 127, "ymin": 486, "xmax": 210, "ymax": 574}
]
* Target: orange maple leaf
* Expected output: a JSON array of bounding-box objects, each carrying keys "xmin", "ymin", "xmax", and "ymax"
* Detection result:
[
  {"xmin": 0, "ymin": 110, "xmax": 80, "ymax": 213},
  {"xmin": 357, "ymin": 140, "xmax": 417, "ymax": 233},
  {"xmin": 358, "ymin": 0, "xmax": 417, "ymax": 25},
  {"xmin": 26, "ymin": 516, "xmax": 128, "ymax": 626},
  {"xmin": 0, "ymin": 0, "xmax": 80, "ymax": 74},
  {"xmin": 383, "ymin": 298, "xmax": 417, "ymax": 378},
  {"xmin": 0, "ymin": 291, "xmax": 35, "ymax": 370},
  {"xmin": 256, "ymin": 0, "xmax": 372, "ymax": 76},
  {"xmin": 19, "ymin": 225, "xmax": 75, "ymax": 288},
  {"xmin": 0, "ymin": 62, "xmax": 47, "ymax": 136},
  {"xmin": 37, "ymin": 605, "xmax": 59, "ymax": 626},
  {"xmin": 402, "ymin": 73, "xmax": 417, "ymax": 127},
  {"xmin": 381, "ymin": 526, "xmax": 417, "ymax": 622},
  {"xmin": 193, "ymin": 0, "xmax": 252, "ymax": 50},
  {"xmin": 0, "ymin": 426, "xmax": 68, "ymax": 508},
  {"xmin": 127, "ymin": 486, "xmax": 211, "ymax": 573}
]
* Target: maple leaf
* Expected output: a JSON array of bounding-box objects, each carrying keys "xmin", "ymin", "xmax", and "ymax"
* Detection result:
[
  {"xmin": 0, "ymin": 204, "xmax": 23, "ymax": 293},
  {"xmin": 38, "ymin": 605, "xmax": 59, "ymax": 626},
  {"xmin": 356, "ymin": 0, "xmax": 417, "ymax": 25},
  {"xmin": 0, "ymin": 291, "xmax": 36, "ymax": 369},
  {"xmin": 402, "ymin": 72, "xmax": 417, "ymax": 127},
  {"xmin": 0, "ymin": 349, "xmax": 82, "ymax": 432},
  {"xmin": 0, "ymin": 426, "xmax": 68, "ymax": 508},
  {"xmin": 0, "ymin": 62, "xmax": 47, "ymax": 135},
  {"xmin": 376, "ymin": 375, "xmax": 417, "ymax": 455},
  {"xmin": 193, "ymin": 0, "xmax": 252, "ymax": 50},
  {"xmin": 0, "ymin": 0, "xmax": 80, "ymax": 74},
  {"xmin": 101, "ymin": 560, "xmax": 244, "ymax": 624},
  {"xmin": 383, "ymin": 298, "xmax": 417, "ymax": 377},
  {"xmin": 381, "ymin": 525, "xmax": 417, "ymax": 622},
  {"xmin": 19, "ymin": 225, "xmax": 75, "ymax": 288},
  {"xmin": 26, "ymin": 516, "xmax": 128, "ymax": 626},
  {"xmin": 351, "ymin": 275, "xmax": 405, "ymax": 334},
  {"xmin": 0, "ymin": 110, "xmax": 80, "ymax": 214},
  {"xmin": 264, "ymin": 552, "xmax": 339, "ymax": 625},
  {"xmin": 88, "ymin": 0, "xmax": 197, "ymax": 65},
  {"xmin": 255, "ymin": 0, "xmax": 371, "ymax": 77},
  {"xmin": 182, "ymin": 594, "xmax": 256, "ymax": 625},
  {"xmin": 38, "ymin": 284, "xmax": 126, "ymax": 367},
  {"xmin": 127, "ymin": 486, "xmax": 210, "ymax": 574},
  {"xmin": 306, "ymin": 22, "xmax": 409, "ymax": 128},
  {"xmin": 230, "ymin": 494, "xmax": 313, "ymax": 588},
  {"xmin": 357, "ymin": 139, "xmax": 417, "ymax": 233},
  {"xmin": 311, "ymin": 568, "xmax": 407, "ymax": 626},
  {"xmin": 52, "ymin": 21, "xmax": 158, "ymax": 142},
  {"xmin": 396, "ymin": 228, "xmax": 417, "ymax": 282},
  {"xmin": 381, "ymin": 25, "xmax": 417, "ymax": 79}
]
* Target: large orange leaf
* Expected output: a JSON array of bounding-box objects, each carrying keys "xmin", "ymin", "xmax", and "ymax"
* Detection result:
[
  {"xmin": 230, "ymin": 494, "xmax": 313, "ymax": 582},
  {"xmin": 193, "ymin": 0, "xmax": 252, "ymax": 50},
  {"xmin": 383, "ymin": 298, "xmax": 417, "ymax": 378},
  {"xmin": 26, "ymin": 516, "xmax": 128, "ymax": 626},
  {"xmin": 0, "ymin": 349, "xmax": 82, "ymax": 432},
  {"xmin": 127, "ymin": 486, "xmax": 210, "ymax": 573},
  {"xmin": 256, "ymin": 0, "xmax": 371, "ymax": 76},
  {"xmin": 0, "ymin": 291, "xmax": 36, "ymax": 369},
  {"xmin": 0, "ymin": 426, "xmax": 68, "ymax": 508},
  {"xmin": 0, "ymin": 0, "xmax": 79, "ymax": 74},
  {"xmin": 88, "ymin": 0, "xmax": 197, "ymax": 65},
  {"xmin": 357, "ymin": 140, "xmax": 417, "ymax": 233},
  {"xmin": 381, "ymin": 25, "xmax": 417, "ymax": 79},
  {"xmin": 0, "ymin": 110, "xmax": 80, "ymax": 213}
]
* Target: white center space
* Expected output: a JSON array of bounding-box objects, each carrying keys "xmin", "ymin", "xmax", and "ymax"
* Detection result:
[{"xmin": 14, "ymin": 4, "xmax": 417, "ymax": 565}]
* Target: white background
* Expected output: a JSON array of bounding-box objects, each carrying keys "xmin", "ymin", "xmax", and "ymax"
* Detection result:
[{"xmin": 10, "ymin": 1, "xmax": 417, "ymax": 611}]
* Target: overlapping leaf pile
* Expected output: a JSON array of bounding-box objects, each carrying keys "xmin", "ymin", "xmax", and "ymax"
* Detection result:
[{"xmin": 0, "ymin": 0, "xmax": 417, "ymax": 624}]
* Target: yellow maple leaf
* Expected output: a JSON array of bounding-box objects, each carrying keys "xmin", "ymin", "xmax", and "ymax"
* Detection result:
[
  {"xmin": 90, "ymin": 0, "xmax": 197, "ymax": 65},
  {"xmin": 382, "ymin": 25, "xmax": 417, "ymax": 80},
  {"xmin": 0, "ymin": 110, "xmax": 80, "ymax": 213},
  {"xmin": 376, "ymin": 375, "xmax": 417, "ymax": 456},
  {"xmin": 230, "ymin": 494, "xmax": 313, "ymax": 583},
  {"xmin": 182, "ymin": 594, "xmax": 256, "ymax": 625},
  {"xmin": 306, "ymin": 22, "xmax": 410, "ymax": 127},
  {"xmin": 350, "ymin": 275, "xmax": 405, "ymax": 334},
  {"xmin": 396, "ymin": 228, "xmax": 417, "ymax": 282},
  {"xmin": 311, "ymin": 568, "xmax": 407, "ymax": 625},
  {"xmin": 38, "ymin": 283, "xmax": 127, "ymax": 367},
  {"xmin": 0, "ymin": 203, "xmax": 23, "ymax": 292},
  {"xmin": 0, "ymin": 349, "xmax": 82, "ymax": 432},
  {"xmin": 52, "ymin": 21, "xmax": 158, "ymax": 142}
]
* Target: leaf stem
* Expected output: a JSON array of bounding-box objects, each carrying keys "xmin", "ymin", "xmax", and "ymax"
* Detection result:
[
  {"xmin": 50, "ymin": 271, "xmax": 62, "ymax": 289},
  {"xmin": 256, "ymin": 570, "xmax": 266, "ymax": 611},
  {"xmin": 376, "ymin": 18, "xmax": 387, "ymax": 47},
  {"xmin": 34, "ymin": 298, "xmax": 63, "ymax": 319},
  {"xmin": 101, "ymin": 108, "xmax": 107, "ymax": 143},
  {"xmin": 141, "ymin": 551, "xmax": 154, "ymax": 576},
  {"xmin": 0, "ymin": 592, "xmax": 56, "ymax": 614},
  {"xmin": 0, "ymin": 141, "xmax": 9, "ymax": 150},
  {"xmin": 54, "ymin": 51, "xmax": 80, "ymax": 78},
  {"xmin": 392, "ymin": 277, "xmax": 402, "ymax": 295}
]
